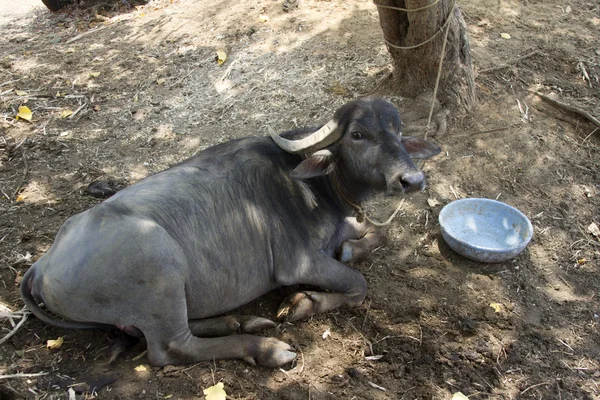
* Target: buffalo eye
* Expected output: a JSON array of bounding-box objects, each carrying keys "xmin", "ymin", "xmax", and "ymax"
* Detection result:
[{"xmin": 351, "ymin": 131, "xmax": 363, "ymax": 140}]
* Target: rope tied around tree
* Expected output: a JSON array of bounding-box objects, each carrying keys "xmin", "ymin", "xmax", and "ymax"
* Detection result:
[
  {"xmin": 373, "ymin": 0, "xmax": 457, "ymax": 51},
  {"xmin": 373, "ymin": 0, "xmax": 458, "ymax": 137},
  {"xmin": 372, "ymin": 0, "xmax": 440, "ymax": 13}
]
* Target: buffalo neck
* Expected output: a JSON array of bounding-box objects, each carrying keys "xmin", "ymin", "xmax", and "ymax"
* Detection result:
[{"xmin": 328, "ymin": 169, "xmax": 372, "ymax": 213}]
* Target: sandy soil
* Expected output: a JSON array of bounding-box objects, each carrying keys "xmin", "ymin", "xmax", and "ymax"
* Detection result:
[{"xmin": 0, "ymin": 0, "xmax": 599, "ymax": 399}]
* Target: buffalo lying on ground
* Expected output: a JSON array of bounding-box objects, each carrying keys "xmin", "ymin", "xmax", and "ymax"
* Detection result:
[{"xmin": 21, "ymin": 98, "xmax": 440, "ymax": 367}]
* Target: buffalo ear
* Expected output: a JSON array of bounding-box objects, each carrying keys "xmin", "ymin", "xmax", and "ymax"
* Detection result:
[
  {"xmin": 401, "ymin": 136, "xmax": 441, "ymax": 159},
  {"xmin": 290, "ymin": 150, "xmax": 335, "ymax": 179}
]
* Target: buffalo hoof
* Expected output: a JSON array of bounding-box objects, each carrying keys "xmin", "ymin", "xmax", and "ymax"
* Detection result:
[
  {"xmin": 277, "ymin": 292, "xmax": 316, "ymax": 322},
  {"xmin": 243, "ymin": 337, "xmax": 296, "ymax": 367},
  {"xmin": 238, "ymin": 316, "xmax": 277, "ymax": 333}
]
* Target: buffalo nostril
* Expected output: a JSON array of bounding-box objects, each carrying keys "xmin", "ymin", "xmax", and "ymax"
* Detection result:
[{"xmin": 400, "ymin": 171, "xmax": 425, "ymax": 192}]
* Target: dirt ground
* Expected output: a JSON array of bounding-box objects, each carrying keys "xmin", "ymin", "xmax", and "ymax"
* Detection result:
[{"xmin": 0, "ymin": 0, "xmax": 599, "ymax": 398}]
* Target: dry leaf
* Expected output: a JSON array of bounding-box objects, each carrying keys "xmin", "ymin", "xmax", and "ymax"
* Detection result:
[
  {"xmin": 134, "ymin": 365, "xmax": 148, "ymax": 372},
  {"xmin": 47, "ymin": 337, "xmax": 64, "ymax": 349},
  {"xmin": 259, "ymin": 14, "xmax": 269, "ymax": 23},
  {"xmin": 61, "ymin": 110, "xmax": 74, "ymax": 119},
  {"xmin": 15, "ymin": 90, "xmax": 28, "ymax": 96},
  {"xmin": 427, "ymin": 198, "xmax": 441, "ymax": 207},
  {"xmin": 500, "ymin": 33, "xmax": 511, "ymax": 39},
  {"xmin": 587, "ymin": 222, "xmax": 600, "ymax": 238},
  {"xmin": 489, "ymin": 303, "xmax": 502, "ymax": 313},
  {"xmin": 203, "ymin": 382, "xmax": 227, "ymax": 400},
  {"xmin": 16, "ymin": 105, "xmax": 32, "ymax": 121},
  {"xmin": 156, "ymin": 78, "xmax": 167, "ymax": 85},
  {"xmin": 452, "ymin": 392, "xmax": 469, "ymax": 400},
  {"xmin": 577, "ymin": 258, "xmax": 586, "ymax": 265},
  {"xmin": 66, "ymin": 48, "xmax": 75, "ymax": 53},
  {"xmin": 16, "ymin": 194, "xmax": 27, "ymax": 202},
  {"xmin": 216, "ymin": 50, "xmax": 227, "ymax": 66}
]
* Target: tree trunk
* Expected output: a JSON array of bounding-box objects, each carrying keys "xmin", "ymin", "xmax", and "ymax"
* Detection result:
[{"xmin": 376, "ymin": 0, "xmax": 475, "ymax": 113}]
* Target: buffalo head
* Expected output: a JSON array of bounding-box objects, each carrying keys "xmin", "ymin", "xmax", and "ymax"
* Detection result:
[{"xmin": 271, "ymin": 98, "xmax": 441, "ymax": 199}]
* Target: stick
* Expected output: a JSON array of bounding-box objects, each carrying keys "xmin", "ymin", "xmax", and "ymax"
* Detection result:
[
  {"xmin": 69, "ymin": 103, "xmax": 87, "ymax": 119},
  {"xmin": 0, "ymin": 312, "xmax": 29, "ymax": 346},
  {"xmin": 361, "ymin": 300, "xmax": 371, "ymax": 330},
  {"xmin": 479, "ymin": 50, "xmax": 541, "ymax": 73},
  {"xmin": 12, "ymin": 151, "xmax": 29, "ymax": 199},
  {"xmin": 520, "ymin": 381, "xmax": 552, "ymax": 395},
  {"xmin": 533, "ymin": 91, "xmax": 600, "ymax": 128},
  {"xmin": 0, "ymin": 79, "xmax": 21, "ymax": 88},
  {"xmin": 0, "ymin": 372, "xmax": 48, "ymax": 380},
  {"xmin": 66, "ymin": 25, "xmax": 109, "ymax": 44},
  {"xmin": 220, "ymin": 60, "xmax": 238, "ymax": 82}
]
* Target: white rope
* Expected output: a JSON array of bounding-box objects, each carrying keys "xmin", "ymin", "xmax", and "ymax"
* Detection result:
[
  {"xmin": 425, "ymin": 9, "xmax": 452, "ymax": 137},
  {"xmin": 379, "ymin": 0, "xmax": 456, "ymax": 50},
  {"xmin": 373, "ymin": 0, "xmax": 440, "ymax": 13}
]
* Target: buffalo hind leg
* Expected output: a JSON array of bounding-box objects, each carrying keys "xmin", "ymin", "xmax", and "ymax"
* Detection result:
[
  {"xmin": 336, "ymin": 217, "xmax": 385, "ymax": 263},
  {"xmin": 277, "ymin": 250, "xmax": 367, "ymax": 322},
  {"xmin": 146, "ymin": 330, "xmax": 296, "ymax": 367},
  {"xmin": 138, "ymin": 279, "xmax": 295, "ymax": 367},
  {"xmin": 188, "ymin": 315, "xmax": 276, "ymax": 337}
]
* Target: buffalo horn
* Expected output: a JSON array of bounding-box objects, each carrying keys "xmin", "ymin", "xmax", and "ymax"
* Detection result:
[{"xmin": 269, "ymin": 120, "xmax": 341, "ymax": 154}]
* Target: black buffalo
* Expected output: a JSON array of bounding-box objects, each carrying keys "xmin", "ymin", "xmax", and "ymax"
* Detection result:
[{"xmin": 21, "ymin": 98, "xmax": 440, "ymax": 367}]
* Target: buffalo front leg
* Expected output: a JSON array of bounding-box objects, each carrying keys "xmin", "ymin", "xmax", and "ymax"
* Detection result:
[
  {"xmin": 336, "ymin": 217, "xmax": 385, "ymax": 263},
  {"xmin": 277, "ymin": 251, "xmax": 367, "ymax": 322}
]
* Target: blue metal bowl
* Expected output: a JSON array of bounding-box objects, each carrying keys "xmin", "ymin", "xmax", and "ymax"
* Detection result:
[{"xmin": 439, "ymin": 198, "xmax": 533, "ymax": 263}]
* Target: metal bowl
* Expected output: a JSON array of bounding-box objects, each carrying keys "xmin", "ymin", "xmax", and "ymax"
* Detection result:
[{"xmin": 439, "ymin": 198, "xmax": 533, "ymax": 263}]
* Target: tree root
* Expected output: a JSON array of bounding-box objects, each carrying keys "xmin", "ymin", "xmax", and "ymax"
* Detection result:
[{"xmin": 533, "ymin": 91, "xmax": 600, "ymax": 128}]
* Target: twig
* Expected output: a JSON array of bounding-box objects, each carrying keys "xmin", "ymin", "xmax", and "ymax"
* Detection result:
[
  {"xmin": 533, "ymin": 91, "xmax": 600, "ymax": 128},
  {"xmin": 180, "ymin": 363, "xmax": 200, "ymax": 372},
  {"xmin": 467, "ymin": 124, "xmax": 521, "ymax": 135},
  {"xmin": 0, "ymin": 371, "xmax": 47, "ymax": 380},
  {"xmin": 12, "ymin": 151, "xmax": 29, "ymax": 199},
  {"xmin": 372, "ymin": 335, "xmax": 396, "ymax": 345},
  {"xmin": 368, "ymin": 381, "xmax": 387, "ymax": 391},
  {"xmin": 131, "ymin": 349, "xmax": 147, "ymax": 361},
  {"xmin": 168, "ymin": 70, "xmax": 195, "ymax": 88},
  {"xmin": 361, "ymin": 300, "xmax": 371, "ymax": 330},
  {"xmin": 0, "ymin": 79, "xmax": 21, "ymax": 88},
  {"xmin": 450, "ymin": 185, "xmax": 459, "ymax": 199},
  {"xmin": 577, "ymin": 62, "xmax": 592, "ymax": 88},
  {"xmin": 479, "ymin": 50, "xmax": 541, "ymax": 73},
  {"xmin": 520, "ymin": 381, "xmax": 552, "ymax": 395},
  {"xmin": 581, "ymin": 127, "xmax": 598, "ymax": 144},
  {"xmin": 69, "ymin": 103, "xmax": 87, "ymax": 119},
  {"xmin": 557, "ymin": 338, "xmax": 574, "ymax": 352},
  {"xmin": 220, "ymin": 60, "xmax": 238, "ymax": 82},
  {"xmin": 66, "ymin": 25, "xmax": 109, "ymax": 44}
]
